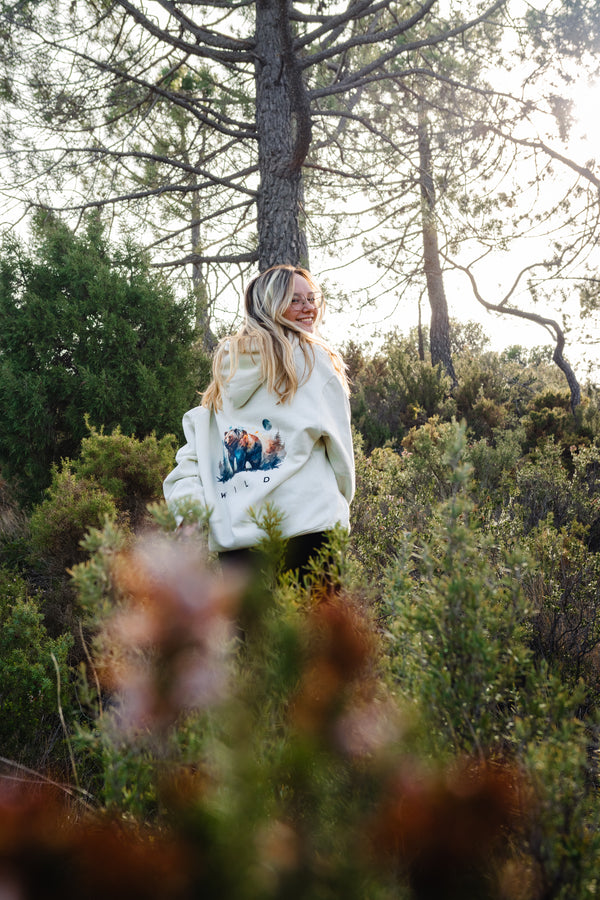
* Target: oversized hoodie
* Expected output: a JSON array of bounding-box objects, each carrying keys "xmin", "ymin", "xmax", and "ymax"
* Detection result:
[{"xmin": 163, "ymin": 339, "xmax": 355, "ymax": 552}]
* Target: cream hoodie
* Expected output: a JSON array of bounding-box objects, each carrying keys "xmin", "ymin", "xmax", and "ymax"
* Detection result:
[{"xmin": 163, "ymin": 340, "xmax": 355, "ymax": 552}]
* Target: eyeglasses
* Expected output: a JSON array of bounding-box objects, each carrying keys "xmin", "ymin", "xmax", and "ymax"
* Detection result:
[{"xmin": 289, "ymin": 292, "xmax": 323, "ymax": 308}]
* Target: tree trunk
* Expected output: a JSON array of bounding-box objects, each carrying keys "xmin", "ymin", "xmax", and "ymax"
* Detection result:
[
  {"xmin": 417, "ymin": 101, "xmax": 457, "ymax": 384},
  {"xmin": 417, "ymin": 292, "xmax": 425, "ymax": 361},
  {"xmin": 254, "ymin": 0, "xmax": 311, "ymax": 270},
  {"xmin": 191, "ymin": 192, "xmax": 217, "ymax": 351}
]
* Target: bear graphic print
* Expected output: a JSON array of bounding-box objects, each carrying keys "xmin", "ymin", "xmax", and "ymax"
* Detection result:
[{"xmin": 218, "ymin": 418, "xmax": 286, "ymax": 483}]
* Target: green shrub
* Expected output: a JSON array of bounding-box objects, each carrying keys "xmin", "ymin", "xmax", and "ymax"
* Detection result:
[
  {"xmin": 0, "ymin": 567, "xmax": 72, "ymax": 766},
  {"xmin": 0, "ymin": 475, "xmax": 30, "ymax": 570},
  {"xmin": 29, "ymin": 470, "xmax": 119, "ymax": 573},
  {"xmin": 346, "ymin": 334, "xmax": 456, "ymax": 451},
  {"xmin": 514, "ymin": 438, "xmax": 573, "ymax": 531},
  {"xmin": 70, "ymin": 424, "xmax": 177, "ymax": 529},
  {"xmin": 0, "ymin": 213, "xmax": 198, "ymax": 503},
  {"xmin": 466, "ymin": 424, "xmax": 525, "ymax": 495},
  {"xmin": 398, "ymin": 417, "xmax": 468, "ymax": 524},
  {"xmin": 514, "ymin": 671, "xmax": 600, "ymax": 899},
  {"xmin": 523, "ymin": 390, "xmax": 599, "ymax": 455},
  {"xmin": 351, "ymin": 420, "xmax": 476, "ymax": 577},
  {"xmin": 28, "ymin": 424, "xmax": 177, "ymax": 575},
  {"xmin": 524, "ymin": 518, "xmax": 600, "ymax": 694},
  {"xmin": 382, "ymin": 445, "xmax": 600, "ymax": 897},
  {"xmin": 385, "ymin": 336, "xmax": 456, "ymax": 428},
  {"xmin": 350, "ymin": 435, "xmax": 407, "ymax": 578},
  {"xmin": 454, "ymin": 349, "xmax": 559, "ymax": 425},
  {"xmin": 384, "ymin": 451, "xmax": 531, "ymax": 757}
]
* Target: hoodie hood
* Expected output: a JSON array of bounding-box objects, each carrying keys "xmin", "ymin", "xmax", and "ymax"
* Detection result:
[{"xmin": 222, "ymin": 349, "xmax": 265, "ymax": 409}]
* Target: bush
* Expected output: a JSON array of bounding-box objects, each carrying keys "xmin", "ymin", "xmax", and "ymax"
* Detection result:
[
  {"xmin": 0, "ymin": 213, "xmax": 198, "ymax": 503},
  {"xmin": 514, "ymin": 438, "xmax": 573, "ymax": 532},
  {"xmin": 513, "ymin": 672, "xmax": 600, "ymax": 899},
  {"xmin": 384, "ymin": 447, "xmax": 531, "ymax": 757},
  {"xmin": 0, "ymin": 475, "xmax": 30, "ymax": 570},
  {"xmin": 70, "ymin": 424, "xmax": 177, "ymax": 529},
  {"xmin": 0, "ymin": 567, "xmax": 72, "ymax": 766},
  {"xmin": 524, "ymin": 518, "xmax": 600, "ymax": 695},
  {"xmin": 466, "ymin": 424, "xmax": 525, "ymax": 495},
  {"xmin": 350, "ymin": 434, "xmax": 407, "ymax": 578},
  {"xmin": 382, "ymin": 444, "xmax": 600, "ymax": 897},
  {"xmin": 29, "ymin": 470, "xmax": 119, "ymax": 574},
  {"xmin": 453, "ymin": 349, "xmax": 559, "ymax": 429},
  {"xmin": 346, "ymin": 334, "xmax": 456, "ymax": 451},
  {"xmin": 29, "ymin": 425, "xmax": 177, "ymax": 576},
  {"xmin": 59, "ymin": 515, "xmax": 527, "ymax": 900}
]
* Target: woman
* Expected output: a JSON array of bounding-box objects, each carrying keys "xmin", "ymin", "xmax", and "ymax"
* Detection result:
[{"xmin": 163, "ymin": 264, "xmax": 354, "ymax": 575}]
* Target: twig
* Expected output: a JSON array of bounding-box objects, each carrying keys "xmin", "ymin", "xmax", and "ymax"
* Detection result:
[
  {"xmin": 0, "ymin": 756, "xmax": 94, "ymax": 809},
  {"xmin": 51, "ymin": 652, "xmax": 80, "ymax": 791}
]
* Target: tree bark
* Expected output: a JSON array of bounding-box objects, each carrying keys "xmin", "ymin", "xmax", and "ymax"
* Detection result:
[
  {"xmin": 191, "ymin": 192, "xmax": 217, "ymax": 351},
  {"xmin": 417, "ymin": 100, "xmax": 457, "ymax": 384},
  {"xmin": 417, "ymin": 292, "xmax": 425, "ymax": 361},
  {"xmin": 254, "ymin": 0, "xmax": 311, "ymax": 270}
]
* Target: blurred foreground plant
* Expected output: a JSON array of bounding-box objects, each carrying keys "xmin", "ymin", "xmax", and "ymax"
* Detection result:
[{"xmin": 23, "ymin": 516, "xmax": 529, "ymax": 900}]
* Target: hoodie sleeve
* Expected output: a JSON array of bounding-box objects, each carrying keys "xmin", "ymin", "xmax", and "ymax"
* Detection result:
[
  {"xmin": 163, "ymin": 408, "xmax": 208, "ymax": 523},
  {"xmin": 321, "ymin": 373, "xmax": 355, "ymax": 504}
]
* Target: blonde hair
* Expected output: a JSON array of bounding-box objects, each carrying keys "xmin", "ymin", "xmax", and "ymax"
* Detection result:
[{"xmin": 202, "ymin": 265, "xmax": 349, "ymax": 411}]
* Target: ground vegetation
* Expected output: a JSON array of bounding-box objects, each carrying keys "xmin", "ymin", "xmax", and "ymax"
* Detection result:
[{"xmin": 1, "ymin": 316, "xmax": 600, "ymax": 898}]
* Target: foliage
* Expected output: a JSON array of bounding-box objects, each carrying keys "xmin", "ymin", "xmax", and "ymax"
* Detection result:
[
  {"xmin": 513, "ymin": 440, "xmax": 600, "ymax": 535},
  {"xmin": 2, "ymin": 334, "xmax": 600, "ymax": 897},
  {"xmin": 350, "ymin": 418, "xmax": 483, "ymax": 580},
  {"xmin": 0, "ymin": 567, "xmax": 72, "ymax": 766},
  {"xmin": 345, "ymin": 334, "xmax": 456, "ymax": 452},
  {"xmin": 346, "ymin": 332, "xmax": 578, "ymax": 453},
  {"xmin": 522, "ymin": 391, "xmax": 597, "ymax": 453},
  {"xmin": 58, "ymin": 516, "xmax": 525, "ymax": 900},
  {"xmin": 466, "ymin": 424, "xmax": 526, "ymax": 496},
  {"xmin": 384, "ymin": 431, "xmax": 532, "ymax": 758},
  {"xmin": 29, "ymin": 470, "xmax": 119, "ymax": 575},
  {"xmin": 29, "ymin": 426, "xmax": 178, "ymax": 572},
  {"xmin": 513, "ymin": 672, "xmax": 600, "ymax": 899},
  {"xmin": 0, "ymin": 214, "xmax": 197, "ymax": 504},
  {"xmin": 383, "ymin": 432, "xmax": 600, "ymax": 898},
  {"xmin": 350, "ymin": 431, "xmax": 407, "ymax": 577},
  {"xmin": 523, "ymin": 518, "xmax": 600, "ymax": 693},
  {"xmin": 26, "ymin": 424, "xmax": 178, "ymax": 639},
  {"xmin": 0, "ymin": 474, "xmax": 30, "ymax": 570},
  {"xmin": 70, "ymin": 424, "xmax": 178, "ymax": 530}
]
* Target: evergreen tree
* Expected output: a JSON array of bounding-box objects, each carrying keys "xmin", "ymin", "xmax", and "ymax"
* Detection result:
[
  {"xmin": 0, "ymin": 214, "xmax": 198, "ymax": 502},
  {"xmin": 0, "ymin": 0, "xmax": 506, "ymax": 275}
]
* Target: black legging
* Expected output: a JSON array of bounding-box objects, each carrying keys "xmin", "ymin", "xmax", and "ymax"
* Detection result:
[{"xmin": 218, "ymin": 530, "xmax": 331, "ymax": 581}]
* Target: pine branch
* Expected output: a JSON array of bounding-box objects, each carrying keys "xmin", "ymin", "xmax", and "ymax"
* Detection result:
[
  {"xmin": 110, "ymin": 0, "xmax": 255, "ymax": 62},
  {"xmin": 32, "ymin": 175, "xmax": 256, "ymax": 213},
  {"xmin": 146, "ymin": 199, "xmax": 255, "ymax": 247},
  {"xmin": 24, "ymin": 146, "xmax": 258, "ymax": 190},
  {"xmin": 20, "ymin": 30, "xmax": 256, "ymax": 138},
  {"xmin": 294, "ymin": 0, "xmax": 402, "ymax": 51},
  {"xmin": 301, "ymin": 0, "xmax": 505, "ymax": 76},
  {"xmin": 152, "ymin": 250, "xmax": 259, "ymax": 266},
  {"xmin": 485, "ymin": 126, "xmax": 600, "ymax": 192}
]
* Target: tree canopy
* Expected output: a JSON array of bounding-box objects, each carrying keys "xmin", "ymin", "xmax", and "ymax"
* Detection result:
[{"xmin": 1, "ymin": 0, "xmax": 599, "ymax": 378}]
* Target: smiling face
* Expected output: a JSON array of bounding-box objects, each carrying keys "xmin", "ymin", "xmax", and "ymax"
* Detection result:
[{"xmin": 282, "ymin": 273, "xmax": 318, "ymax": 333}]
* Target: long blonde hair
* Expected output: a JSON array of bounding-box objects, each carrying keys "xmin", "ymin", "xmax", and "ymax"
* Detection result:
[{"xmin": 202, "ymin": 265, "xmax": 349, "ymax": 411}]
